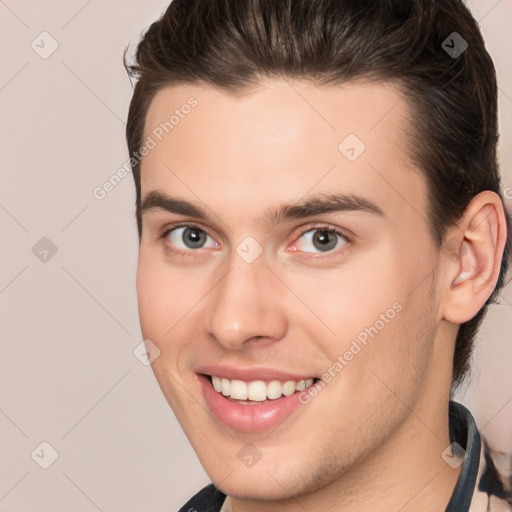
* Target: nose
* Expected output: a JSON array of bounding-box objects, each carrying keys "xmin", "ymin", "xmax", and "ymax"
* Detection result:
[{"xmin": 204, "ymin": 254, "xmax": 289, "ymax": 350}]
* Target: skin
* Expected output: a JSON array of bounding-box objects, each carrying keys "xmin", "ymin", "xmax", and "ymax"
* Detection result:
[{"xmin": 135, "ymin": 79, "xmax": 507, "ymax": 511}]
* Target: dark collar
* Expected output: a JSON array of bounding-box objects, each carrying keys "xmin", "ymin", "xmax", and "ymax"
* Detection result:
[{"xmin": 445, "ymin": 400, "xmax": 482, "ymax": 511}]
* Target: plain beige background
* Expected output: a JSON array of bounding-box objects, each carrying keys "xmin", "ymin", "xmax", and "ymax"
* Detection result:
[{"xmin": 0, "ymin": 1, "xmax": 511, "ymax": 510}]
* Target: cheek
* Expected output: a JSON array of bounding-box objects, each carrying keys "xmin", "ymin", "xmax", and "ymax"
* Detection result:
[
  {"xmin": 136, "ymin": 250, "xmax": 214, "ymax": 354},
  {"xmin": 283, "ymin": 245, "xmax": 435, "ymax": 381},
  {"xmin": 136, "ymin": 251, "xmax": 183, "ymax": 340},
  {"xmin": 136, "ymin": 258, "xmax": 163, "ymax": 337},
  {"xmin": 281, "ymin": 257, "xmax": 398, "ymax": 348}
]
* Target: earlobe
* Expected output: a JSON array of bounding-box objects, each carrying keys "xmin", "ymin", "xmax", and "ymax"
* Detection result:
[{"xmin": 442, "ymin": 192, "xmax": 508, "ymax": 324}]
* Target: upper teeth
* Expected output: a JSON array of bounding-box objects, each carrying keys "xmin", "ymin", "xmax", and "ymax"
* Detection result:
[{"xmin": 211, "ymin": 376, "xmax": 314, "ymax": 401}]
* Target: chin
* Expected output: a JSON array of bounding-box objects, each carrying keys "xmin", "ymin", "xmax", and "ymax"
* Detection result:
[{"xmin": 200, "ymin": 452, "xmax": 323, "ymax": 501}]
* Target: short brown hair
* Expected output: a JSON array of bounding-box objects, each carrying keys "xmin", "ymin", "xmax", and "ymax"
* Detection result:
[{"xmin": 124, "ymin": 0, "xmax": 511, "ymax": 389}]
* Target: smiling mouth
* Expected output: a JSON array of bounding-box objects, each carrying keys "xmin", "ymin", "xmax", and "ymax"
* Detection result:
[{"xmin": 205, "ymin": 374, "xmax": 320, "ymax": 404}]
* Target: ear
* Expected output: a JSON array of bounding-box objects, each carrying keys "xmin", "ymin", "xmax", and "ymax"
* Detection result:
[{"xmin": 441, "ymin": 191, "xmax": 508, "ymax": 324}]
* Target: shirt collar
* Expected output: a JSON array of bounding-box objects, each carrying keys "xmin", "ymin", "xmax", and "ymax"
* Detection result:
[{"xmin": 445, "ymin": 400, "xmax": 482, "ymax": 511}]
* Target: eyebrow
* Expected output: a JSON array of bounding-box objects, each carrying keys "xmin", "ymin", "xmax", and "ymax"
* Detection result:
[{"xmin": 140, "ymin": 190, "xmax": 385, "ymax": 228}]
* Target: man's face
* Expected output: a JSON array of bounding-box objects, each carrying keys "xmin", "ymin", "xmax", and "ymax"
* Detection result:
[{"xmin": 136, "ymin": 79, "xmax": 450, "ymax": 499}]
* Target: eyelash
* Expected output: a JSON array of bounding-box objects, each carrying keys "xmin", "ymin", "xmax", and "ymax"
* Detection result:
[{"xmin": 160, "ymin": 222, "xmax": 351, "ymax": 259}]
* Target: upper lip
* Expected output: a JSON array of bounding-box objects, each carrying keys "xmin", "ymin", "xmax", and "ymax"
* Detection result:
[{"xmin": 196, "ymin": 364, "xmax": 317, "ymax": 382}]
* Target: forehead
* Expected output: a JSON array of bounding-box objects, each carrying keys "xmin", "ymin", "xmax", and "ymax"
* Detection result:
[
  {"xmin": 143, "ymin": 79, "xmax": 410, "ymax": 152},
  {"xmin": 140, "ymin": 79, "xmax": 427, "ymax": 225}
]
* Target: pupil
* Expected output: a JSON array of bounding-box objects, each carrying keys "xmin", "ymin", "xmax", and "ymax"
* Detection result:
[
  {"xmin": 313, "ymin": 230, "xmax": 336, "ymax": 251},
  {"xmin": 183, "ymin": 228, "xmax": 206, "ymax": 248}
]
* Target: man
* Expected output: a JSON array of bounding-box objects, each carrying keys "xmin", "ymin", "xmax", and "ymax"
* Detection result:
[{"xmin": 123, "ymin": 0, "xmax": 512, "ymax": 510}]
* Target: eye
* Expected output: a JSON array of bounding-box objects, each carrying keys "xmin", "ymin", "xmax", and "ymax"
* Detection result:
[
  {"xmin": 164, "ymin": 225, "xmax": 218, "ymax": 253},
  {"xmin": 293, "ymin": 226, "xmax": 349, "ymax": 254}
]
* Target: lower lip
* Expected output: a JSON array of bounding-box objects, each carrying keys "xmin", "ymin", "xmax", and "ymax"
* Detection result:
[{"xmin": 198, "ymin": 374, "xmax": 306, "ymax": 433}]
